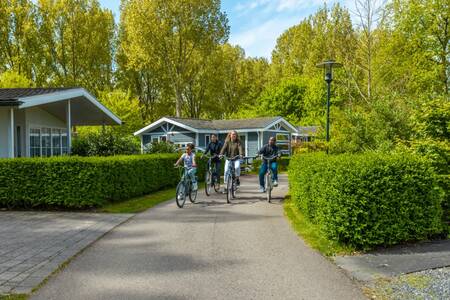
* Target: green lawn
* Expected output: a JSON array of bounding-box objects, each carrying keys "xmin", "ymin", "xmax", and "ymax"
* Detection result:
[
  {"xmin": 284, "ymin": 195, "xmax": 355, "ymax": 256},
  {"xmin": 99, "ymin": 187, "xmax": 176, "ymax": 213}
]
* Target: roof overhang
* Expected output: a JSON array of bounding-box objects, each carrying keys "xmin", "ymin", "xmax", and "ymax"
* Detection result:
[
  {"xmin": 18, "ymin": 88, "xmax": 121, "ymax": 125},
  {"xmin": 134, "ymin": 117, "xmax": 198, "ymax": 136},
  {"xmin": 0, "ymin": 100, "xmax": 23, "ymax": 106},
  {"xmin": 263, "ymin": 117, "xmax": 298, "ymax": 132}
]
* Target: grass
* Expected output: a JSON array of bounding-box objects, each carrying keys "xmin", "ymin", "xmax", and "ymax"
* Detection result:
[
  {"xmin": 284, "ymin": 195, "xmax": 355, "ymax": 256},
  {"xmin": 0, "ymin": 295, "xmax": 28, "ymax": 300},
  {"xmin": 98, "ymin": 187, "xmax": 176, "ymax": 213},
  {"xmin": 98, "ymin": 182, "xmax": 205, "ymax": 214}
]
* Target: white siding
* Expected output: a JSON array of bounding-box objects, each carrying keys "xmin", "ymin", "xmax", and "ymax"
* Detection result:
[{"xmin": 0, "ymin": 107, "xmax": 10, "ymax": 158}]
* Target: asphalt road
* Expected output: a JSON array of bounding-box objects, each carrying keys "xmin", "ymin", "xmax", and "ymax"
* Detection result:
[{"xmin": 31, "ymin": 174, "xmax": 365, "ymax": 300}]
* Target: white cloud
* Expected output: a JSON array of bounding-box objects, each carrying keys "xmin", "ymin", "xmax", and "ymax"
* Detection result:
[{"xmin": 229, "ymin": 16, "xmax": 302, "ymax": 58}]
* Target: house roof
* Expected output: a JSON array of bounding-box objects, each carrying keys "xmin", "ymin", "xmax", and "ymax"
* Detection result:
[
  {"xmin": 0, "ymin": 87, "xmax": 121, "ymax": 125},
  {"xmin": 0, "ymin": 88, "xmax": 75, "ymax": 101},
  {"xmin": 134, "ymin": 116, "xmax": 299, "ymax": 136},
  {"xmin": 166, "ymin": 116, "xmax": 280, "ymax": 130}
]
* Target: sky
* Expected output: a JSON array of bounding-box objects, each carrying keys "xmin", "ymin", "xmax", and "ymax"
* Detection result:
[{"xmin": 99, "ymin": 0, "xmax": 355, "ymax": 59}]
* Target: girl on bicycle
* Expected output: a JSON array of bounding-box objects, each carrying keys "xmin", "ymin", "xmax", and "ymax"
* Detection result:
[
  {"xmin": 174, "ymin": 143, "xmax": 198, "ymax": 190},
  {"xmin": 220, "ymin": 130, "xmax": 243, "ymax": 188}
]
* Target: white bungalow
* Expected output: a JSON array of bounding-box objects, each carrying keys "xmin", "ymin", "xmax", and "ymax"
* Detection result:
[{"xmin": 0, "ymin": 88, "xmax": 121, "ymax": 158}]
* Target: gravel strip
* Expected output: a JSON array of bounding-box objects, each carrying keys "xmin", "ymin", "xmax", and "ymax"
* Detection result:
[{"xmin": 371, "ymin": 267, "xmax": 450, "ymax": 299}]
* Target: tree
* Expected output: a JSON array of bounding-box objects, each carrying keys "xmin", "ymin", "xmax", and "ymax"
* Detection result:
[
  {"xmin": 36, "ymin": 0, "xmax": 115, "ymax": 90},
  {"xmin": 0, "ymin": 70, "xmax": 34, "ymax": 88},
  {"xmin": 98, "ymin": 90, "xmax": 144, "ymax": 136},
  {"xmin": 120, "ymin": 0, "xmax": 229, "ymax": 117},
  {"xmin": 0, "ymin": 0, "xmax": 40, "ymax": 79},
  {"xmin": 380, "ymin": 0, "xmax": 449, "ymax": 96}
]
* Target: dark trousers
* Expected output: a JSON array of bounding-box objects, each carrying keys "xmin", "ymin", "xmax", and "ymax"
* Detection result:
[
  {"xmin": 259, "ymin": 162, "xmax": 278, "ymax": 187},
  {"xmin": 212, "ymin": 160, "xmax": 221, "ymax": 181}
]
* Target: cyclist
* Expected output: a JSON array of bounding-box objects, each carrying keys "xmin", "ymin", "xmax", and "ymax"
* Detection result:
[
  {"xmin": 174, "ymin": 143, "xmax": 198, "ymax": 190},
  {"xmin": 257, "ymin": 136, "xmax": 280, "ymax": 192},
  {"xmin": 205, "ymin": 134, "xmax": 223, "ymax": 183},
  {"xmin": 219, "ymin": 130, "xmax": 243, "ymax": 188}
]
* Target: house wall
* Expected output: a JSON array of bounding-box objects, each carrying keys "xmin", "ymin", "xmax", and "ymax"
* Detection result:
[
  {"xmin": 0, "ymin": 107, "xmax": 11, "ymax": 158},
  {"xmin": 247, "ymin": 132, "xmax": 259, "ymax": 157}
]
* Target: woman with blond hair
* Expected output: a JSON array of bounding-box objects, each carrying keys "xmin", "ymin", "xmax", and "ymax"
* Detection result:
[{"xmin": 220, "ymin": 130, "xmax": 243, "ymax": 188}]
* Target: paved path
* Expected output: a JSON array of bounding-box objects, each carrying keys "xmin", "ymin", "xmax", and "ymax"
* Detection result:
[
  {"xmin": 32, "ymin": 174, "xmax": 365, "ymax": 300},
  {"xmin": 335, "ymin": 239, "xmax": 450, "ymax": 281},
  {"xmin": 0, "ymin": 212, "xmax": 132, "ymax": 294}
]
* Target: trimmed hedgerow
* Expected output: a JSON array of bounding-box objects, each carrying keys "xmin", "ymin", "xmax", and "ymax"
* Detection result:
[
  {"xmin": 0, "ymin": 153, "xmax": 207, "ymax": 209},
  {"xmin": 288, "ymin": 152, "xmax": 444, "ymax": 250}
]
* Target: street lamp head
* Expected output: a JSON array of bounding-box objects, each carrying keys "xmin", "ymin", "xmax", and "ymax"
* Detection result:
[{"xmin": 316, "ymin": 60, "xmax": 342, "ymax": 83}]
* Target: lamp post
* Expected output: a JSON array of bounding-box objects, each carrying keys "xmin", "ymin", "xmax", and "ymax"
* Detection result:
[{"xmin": 316, "ymin": 60, "xmax": 342, "ymax": 150}]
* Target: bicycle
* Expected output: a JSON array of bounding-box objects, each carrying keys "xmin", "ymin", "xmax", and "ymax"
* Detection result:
[
  {"xmin": 260, "ymin": 155, "xmax": 279, "ymax": 203},
  {"xmin": 175, "ymin": 166, "xmax": 198, "ymax": 208},
  {"xmin": 221, "ymin": 155, "xmax": 241, "ymax": 203},
  {"xmin": 205, "ymin": 154, "xmax": 221, "ymax": 196}
]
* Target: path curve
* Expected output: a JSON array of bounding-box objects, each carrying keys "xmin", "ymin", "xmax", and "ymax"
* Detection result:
[{"xmin": 32, "ymin": 174, "xmax": 365, "ymax": 300}]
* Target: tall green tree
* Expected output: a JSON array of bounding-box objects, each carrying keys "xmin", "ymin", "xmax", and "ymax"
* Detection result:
[
  {"xmin": 0, "ymin": 0, "xmax": 40, "ymax": 79},
  {"xmin": 120, "ymin": 0, "xmax": 229, "ymax": 117},
  {"xmin": 36, "ymin": 0, "xmax": 115, "ymax": 90}
]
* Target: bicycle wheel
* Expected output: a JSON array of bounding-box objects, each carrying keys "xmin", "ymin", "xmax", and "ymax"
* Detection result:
[
  {"xmin": 189, "ymin": 183, "xmax": 197, "ymax": 203},
  {"xmin": 232, "ymin": 179, "xmax": 237, "ymax": 198},
  {"xmin": 176, "ymin": 182, "xmax": 186, "ymax": 208},
  {"xmin": 226, "ymin": 176, "xmax": 232, "ymax": 203},
  {"xmin": 266, "ymin": 172, "xmax": 272, "ymax": 202},
  {"xmin": 205, "ymin": 171, "xmax": 212, "ymax": 196}
]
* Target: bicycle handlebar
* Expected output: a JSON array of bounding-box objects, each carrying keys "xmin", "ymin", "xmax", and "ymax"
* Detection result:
[{"xmin": 220, "ymin": 155, "xmax": 241, "ymax": 160}]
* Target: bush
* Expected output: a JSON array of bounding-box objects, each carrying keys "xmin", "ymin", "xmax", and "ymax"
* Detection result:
[
  {"xmin": 72, "ymin": 130, "xmax": 140, "ymax": 156},
  {"xmin": 288, "ymin": 152, "xmax": 444, "ymax": 250},
  {"xmin": 0, "ymin": 154, "xmax": 208, "ymax": 209},
  {"xmin": 144, "ymin": 141, "xmax": 177, "ymax": 154}
]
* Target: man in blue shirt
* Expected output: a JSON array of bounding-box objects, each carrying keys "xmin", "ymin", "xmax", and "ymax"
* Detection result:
[
  {"xmin": 205, "ymin": 134, "xmax": 223, "ymax": 183},
  {"xmin": 257, "ymin": 136, "xmax": 280, "ymax": 192}
]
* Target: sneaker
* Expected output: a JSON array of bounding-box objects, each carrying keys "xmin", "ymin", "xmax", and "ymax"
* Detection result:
[
  {"xmin": 273, "ymin": 180, "xmax": 278, "ymax": 187},
  {"xmin": 259, "ymin": 186, "xmax": 265, "ymax": 193},
  {"xmin": 192, "ymin": 182, "xmax": 198, "ymax": 191}
]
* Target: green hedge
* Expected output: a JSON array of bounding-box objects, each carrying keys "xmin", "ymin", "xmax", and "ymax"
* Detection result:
[
  {"xmin": 288, "ymin": 152, "xmax": 444, "ymax": 250},
  {"xmin": 0, "ymin": 154, "xmax": 208, "ymax": 209}
]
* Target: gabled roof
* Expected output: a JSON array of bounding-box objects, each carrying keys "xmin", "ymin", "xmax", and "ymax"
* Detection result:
[
  {"xmin": 0, "ymin": 88, "xmax": 75, "ymax": 101},
  {"xmin": 166, "ymin": 116, "xmax": 280, "ymax": 130},
  {"xmin": 0, "ymin": 87, "xmax": 121, "ymax": 125},
  {"xmin": 134, "ymin": 116, "xmax": 294, "ymax": 136}
]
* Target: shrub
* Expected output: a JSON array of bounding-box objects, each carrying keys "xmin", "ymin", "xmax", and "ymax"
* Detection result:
[
  {"xmin": 288, "ymin": 152, "xmax": 444, "ymax": 250},
  {"xmin": 0, "ymin": 154, "xmax": 208, "ymax": 209},
  {"xmin": 144, "ymin": 141, "xmax": 177, "ymax": 154},
  {"xmin": 72, "ymin": 130, "xmax": 140, "ymax": 156}
]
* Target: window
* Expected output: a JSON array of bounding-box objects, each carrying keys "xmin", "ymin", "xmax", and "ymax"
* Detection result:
[
  {"xmin": 152, "ymin": 137, "xmax": 159, "ymax": 143},
  {"xmin": 276, "ymin": 133, "xmax": 289, "ymax": 142},
  {"xmin": 30, "ymin": 127, "xmax": 68, "ymax": 157},
  {"xmin": 205, "ymin": 135, "xmax": 210, "ymax": 146},
  {"xmin": 276, "ymin": 133, "xmax": 290, "ymax": 155},
  {"xmin": 41, "ymin": 128, "xmax": 52, "ymax": 157},
  {"xmin": 30, "ymin": 128, "xmax": 41, "ymax": 157},
  {"xmin": 52, "ymin": 129, "xmax": 61, "ymax": 156},
  {"xmin": 61, "ymin": 130, "xmax": 68, "ymax": 155}
]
